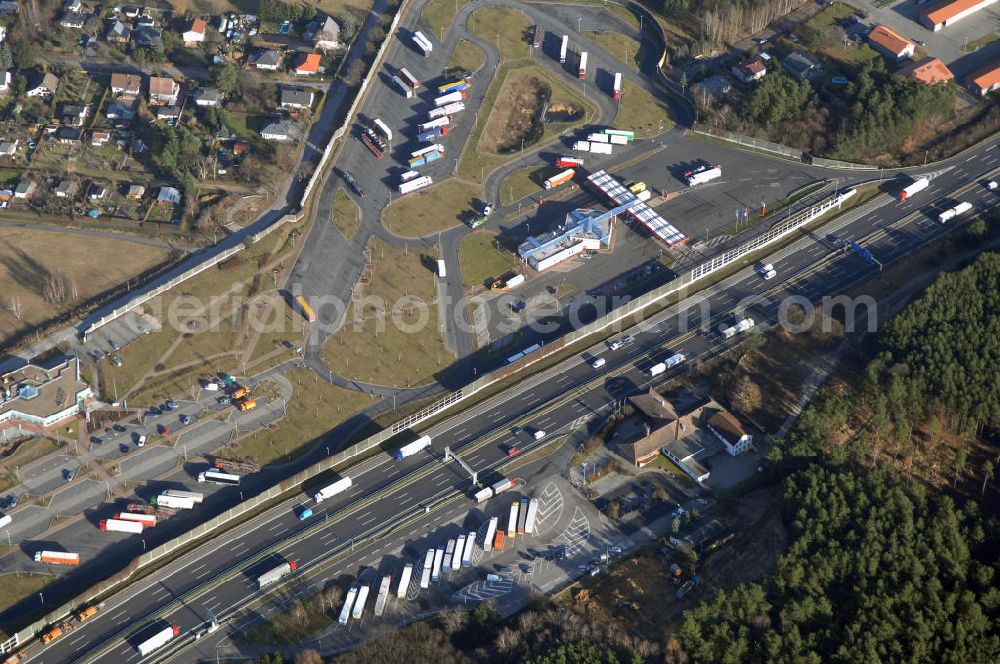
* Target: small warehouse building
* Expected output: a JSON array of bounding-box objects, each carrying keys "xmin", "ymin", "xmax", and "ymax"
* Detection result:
[
  {"xmin": 967, "ymin": 61, "xmax": 1000, "ymax": 96},
  {"xmin": 867, "ymin": 25, "xmax": 915, "ymax": 60},
  {"xmin": 517, "ymin": 207, "xmax": 614, "ymax": 272},
  {"xmin": 920, "ymin": 0, "xmax": 998, "ymax": 31}
]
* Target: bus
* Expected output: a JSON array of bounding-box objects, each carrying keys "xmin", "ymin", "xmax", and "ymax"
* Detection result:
[
  {"xmin": 532, "ymin": 25, "xmax": 542, "ymax": 48},
  {"xmin": 295, "ymin": 295, "xmax": 316, "ymax": 322}
]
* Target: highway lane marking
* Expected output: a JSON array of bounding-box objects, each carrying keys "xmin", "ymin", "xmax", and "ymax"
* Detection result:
[
  {"xmin": 231, "ymin": 542, "xmax": 247, "ymax": 552},
  {"xmin": 268, "ymin": 521, "xmax": 287, "ymax": 532},
  {"xmin": 360, "ymin": 515, "xmax": 377, "ymax": 526}
]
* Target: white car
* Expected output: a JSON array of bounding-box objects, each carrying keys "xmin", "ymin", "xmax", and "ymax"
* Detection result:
[
  {"xmin": 756, "ymin": 263, "xmax": 777, "ymax": 280},
  {"xmin": 136, "ymin": 435, "xmax": 146, "ymax": 447},
  {"xmin": 533, "ymin": 430, "xmax": 546, "ymax": 440},
  {"xmin": 591, "ymin": 357, "xmax": 606, "ymax": 369},
  {"xmin": 987, "ymin": 180, "xmax": 998, "ymax": 190}
]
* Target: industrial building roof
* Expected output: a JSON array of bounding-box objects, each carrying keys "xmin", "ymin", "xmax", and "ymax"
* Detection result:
[
  {"xmin": 923, "ymin": 0, "xmax": 992, "ymax": 25},
  {"xmin": 969, "ymin": 61, "xmax": 1000, "ymax": 93}
]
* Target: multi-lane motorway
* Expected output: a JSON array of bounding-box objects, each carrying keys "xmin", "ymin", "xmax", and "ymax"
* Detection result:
[{"xmin": 20, "ymin": 129, "xmax": 999, "ymax": 661}]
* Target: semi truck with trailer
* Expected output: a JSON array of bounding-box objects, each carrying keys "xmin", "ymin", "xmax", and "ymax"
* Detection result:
[
  {"xmin": 413, "ymin": 30, "xmax": 433, "ymax": 56},
  {"xmin": 394, "ymin": 435, "xmax": 431, "ymax": 460},
  {"xmin": 397, "ymin": 67, "xmax": 419, "ymax": 90},
  {"xmin": 352, "ymin": 584, "xmax": 371, "ymax": 619},
  {"xmin": 484, "ymin": 516, "xmax": 499, "ymax": 552},
  {"xmin": 314, "ymin": 477, "xmax": 352, "ymax": 503},
  {"xmin": 35, "ymin": 551, "xmax": 79, "ymax": 566},
  {"xmin": 573, "ymin": 141, "xmax": 591, "ymax": 152},
  {"xmin": 560, "ymin": 35, "xmax": 568, "ymax": 63},
  {"xmin": 417, "ymin": 126, "xmax": 448, "ymax": 143},
  {"xmin": 608, "ymin": 134, "xmax": 629, "ymax": 145},
  {"xmin": 721, "ymin": 318, "xmax": 755, "ymax": 339},
  {"xmin": 400, "ymin": 170, "xmax": 420, "ymax": 183},
  {"xmin": 938, "ymin": 201, "xmax": 972, "ymax": 222},
  {"xmin": 602, "ymin": 129, "xmax": 634, "ymax": 141},
  {"xmin": 397, "ymin": 563, "xmax": 414, "ymax": 598},
  {"xmin": 399, "ymin": 175, "xmax": 433, "ymax": 194},
  {"xmin": 525, "ymin": 498, "xmax": 539, "ymax": 535},
  {"xmin": 533, "ymin": 24, "xmax": 542, "ymax": 47},
  {"xmin": 198, "ymin": 469, "xmax": 240, "ymax": 486},
  {"xmin": 544, "ymin": 169, "xmax": 575, "ymax": 189},
  {"xmin": 507, "ymin": 501, "xmax": 519, "ymax": 537},
  {"xmin": 420, "ymin": 549, "xmax": 434, "ymax": 588},
  {"xmin": 685, "ymin": 164, "xmax": 722, "ymax": 186},
  {"xmin": 115, "ymin": 512, "xmax": 156, "ymax": 528},
  {"xmin": 493, "ymin": 529, "xmax": 506, "ymax": 551},
  {"xmin": 899, "ymin": 177, "xmax": 929, "ymax": 201},
  {"xmin": 257, "ymin": 561, "xmax": 297, "ymax": 588},
  {"xmin": 475, "ymin": 477, "xmax": 516, "ymax": 502},
  {"xmin": 578, "ymin": 51, "xmax": 588, "ymax": 79},
  {"xmin": 151, "ymin": 494, "xmax": 195, "ymax": 510},
  {"xmin": 164, "ymin": 489, "xmax": 203, "ymax": 503},
  {"xmin": 374, "ymin": 575, "xmax": 392, "ymax": 616},
  {"xmin": 295, "ymin": 295, "xmax": 317, "ymax": 322},
  {"xmin": 462, "ymin": 531, "xmax": 475, "ymax": 567},
  {"xmin": 435, "ymin": 90, "xmax": 468, "ymax": 106},
  {"xmin": 588, "ymin": 133, "xmax": 610, "ymax": 143},
  {"xmin": 339, "ymin": 587, "xmax": 358, "ymax": 624},
  {"xmin": 451, "ymin": 535, "xmax": 464, "ymax": 571},
  {"xmin": 439, "ymin": 101, "xmax": 466, "ymax": 116},
  {"xmin": 474, "ymin": 486, "xmax": 493, "ymax": 503},
  {"xmin": 665, "ymin": 353, "xmax": 686, "ymax": 368},
  {"xmin": 557, "ymin": 156, "xmax": 584, "ymax": 168},
  {"xmin": 136, "ymin": 625, "xmax": 180, "ymax": 657},
  {"xmin": 613, "ymin": 72, "xmax": 622, "ymax": 99},
  {"xmin": 432, "ymin": 545, "xmax": 445, "ymax": 582},
  {"xmin": 372, "ymin": 118, "xmax": 393, "ymax": 142},
  {"xmin": 100, "ymin": 518, "xmax": 143, "ymax": 534},
  {"xmin": 490, "ymin": 274, "xmax": 525, "ymax": 291}
]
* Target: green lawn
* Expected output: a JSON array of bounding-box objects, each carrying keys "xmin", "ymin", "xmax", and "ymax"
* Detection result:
[
  {"xmin": 383, "ymin": 179, "xmax": 479, "ymax": 237},
  {"xmin": 321, "ymin": 240, "xmax": 454, "ymax": 387},
  {"xmin": 449, "ymin": 39, "xmax": 486, "ymax": 74},
  {"xmin": 458, "ymin": 232, "xmax": 523, "ymax": 289},
  {"xmin": 614, "ymin": 79, "xmax": 672, "ymax": 135},
  {"xmin": 468, "ymin": 6, "xmax": 534, "ymax": 62},
  {"xmin": 498, "ymin": 165, "xmax": 562, "ymax": 204},
  {"xmin": 333, "ymin": 188, "xmax": 361, "ymax": 241},
  {"xmin": 222, "ymin": 368, "xmax": 374, "ymax": 465},
  {"xmin": 0, "ymin": 573, "xmax": 56, "ymax": 635},
  {"xmin": 585, "ymin": 30, "xmax": 643, "ymax": 73},
  {"xmin": 421, "ymin": 0, "xmax": 472, "ymax": 39}
]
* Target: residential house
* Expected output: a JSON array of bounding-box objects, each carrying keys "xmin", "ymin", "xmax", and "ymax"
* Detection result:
[
  {"xmin": 55, "ymin": 180, "xmax": 79, "ymax": 198},
  {"xmin": 279, "ymin": 86, "xmax": 314, "ymax": 109},
  {"xmin": 106, "ymin": 19, "xmax": 132, "ymax": 44},
  {"xmin": 61, "ymin": 103, "xmax": 90, "ymax": 127},
  {"xmin": 294, "ymin": 53, "xmax": 321, "ymax": 76},
  {"xmin": 56, "ymin": 127, "xmax": 82, "ymax": 144},
  {"xmin": 90, "ymin": 130, "xmax": 110, "ymax": 146},
  {"xmin": 0, "ymin": 139, "xmax": 17, "ymax": 156},
  {"xmin": 783, "ymin": 51, "xmax": 822, "ymax": 81},
  {"xmin": 126, "ymin": 184, "xmax": 145, "ymax": 199},
  {"xmin": 895, "ymin": 57, "xmax": 954, "ymax": 85},
  {"xmin": 619, "ymin": 426, "xmax": 672, "ymax": 467},
  {"xmin": 260, "ymin": 119, "xmax": 291, "ymax": 141},
  {"xmin": 183, "ymin": 18, "xmax": 207, "ymax": 44},
  {"xmin": 867, "ymin": 25, "xmax": 915, "ymax": 61},
  {"xmin": 156, "ymin": 105, "xmax": 181, "ymax": 121},
  {"xmin": 14, "ymin": 180, "xmax": 36, "ymax": 199},
  {"xmin": 0, "ymin": 70, "xmax": 10, "ymax": 95},
  {"xmin": 157, "ymin": 186, "xmax": 181, "ymax": 205},
  {"xmin": 308, "ymin": 15, "xmax": 340, "ymax": 51},
  {"xmin": 110, "ymin": 72, "xmax": 142, "ymax": 97},
  {"xmin": 968, "ymin": 61, "xmax": 1000, "ymax": 96},
  {"xmin": 731, "ymin": 57, "xmax": 767, "ymax": 83},
  {"xmin": 252, "ymin": 49, "xmax": 282, "ymax": 70},
  {"xmin": 194, "ymin": 87, "xmax": 222, "ymax": 107},
  {"xmin": 921, "ymin": 0, "xmax": 997, "ymax": 31},
  {"xmin": 148, "ymin": 76, "xmax": 180, "ymax": 105},
  {"xmin": 26, "ymin": 72, "xmax": 59, "ymax": 98},
  {"xmin": 89, "ymin": 184, "xmax": 108, "ymax": 200},
  {"xmin": 628, "ymin": 388, "xmax": 678, "ymax": 427},
  {"xmin": 134, "ymin": 25, "xmax": 162, "ymax": 48},
  {"xmin": 707, "ymin": 411, "xmax": 753, "ymax": 456},
  {"xmin": 58, "ymin": 13, "xmax": 84, "ymax": 29}
]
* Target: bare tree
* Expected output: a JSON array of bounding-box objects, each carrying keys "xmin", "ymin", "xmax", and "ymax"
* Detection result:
[
  {"xmin": 5, "ymin": 295, "xmax": 23, "ymax": 320},
  {"xmin": 731, "ymin": 375, "xmax": 762, "ymax": 414},
  {"xmin": 293, "ymin": 649, "xmax": 324, "ymax": 664}
]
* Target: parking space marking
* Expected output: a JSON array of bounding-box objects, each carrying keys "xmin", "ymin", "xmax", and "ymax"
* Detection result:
[
  {"xmin": 452, "ymin": 577, "xmax": 514, "ymax": 603},
  {"xmin": 553, "ymin": 507, "xmax": 591, "ymax": 557},
  {"xmin": 533, "ymin": 482, "xmax": 564, "ymax": 536}
]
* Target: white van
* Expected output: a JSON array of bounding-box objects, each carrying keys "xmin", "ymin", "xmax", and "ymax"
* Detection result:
[
  {"xmin": 533, "ymin": 430, "xmax": 546, "ymax": 440},
  {"xmin": 136, "ymin": 434, "xmax": 147, "ymax": 447},
  {"xmin": 591, "ymin": 357, "xmax": 606, "ymax": 369}
]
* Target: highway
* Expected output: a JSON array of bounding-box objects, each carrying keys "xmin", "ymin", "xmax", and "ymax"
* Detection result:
[{"xmin": 17, "ymin": 133, "xmax": 998, "ymax": 662}]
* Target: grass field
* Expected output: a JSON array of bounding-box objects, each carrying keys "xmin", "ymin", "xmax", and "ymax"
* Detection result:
[
  {"xmin": 0, "ymin": 228, "xmax": 175, "ymax": 343},
  {"xmin": 458, "ymin": 63, "xmax": 596, "ymax": 184},
  {"xmin": 585, "ymin": 30, "xmax": 643, "ymax": 73},
  {"xmin": 221, "ymin": 368, "xmax": 373, "ymax": 465},
  {"xmin": 449, "ymin": 39, "xmax": 486, "ymax": 74},
  {"xmin": 332, "ymin": 188, "xmax": 361, "ymax": 241},
  {"xmin": 0, "ymin": 573, "xmax": 55, "ymax": 632},
  {"xmin": 498, "ymin": 165, "xmax": 562, "ymax": 204},
  {"xmin": 458, "ymin": 232, "xmax": 523, "ymax": 289},
  {"xmin": 321, "ymin": 240, "xmax": 454, "ymax": 387},
  {"xmin": 614, "ymin": 79, "xmax": 672, "ymax": 135},
  {"xmin": 383, "ymin": 179, "xmax": 479, "ymax": 237},
  {"xmin": 468, "ymin": 6, "xmax": 534, "ymax": 62},
  {"xmin": 421, "ymin": 0, "xmax": 472, "ymax": 39}
]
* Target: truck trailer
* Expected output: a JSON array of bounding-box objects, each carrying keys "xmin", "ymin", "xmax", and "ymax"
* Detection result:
[
  {"xmin": 524, "ymin": 498, "xmax": 539, "ymax": 535},
  {"xmin": 572, "ymin": 140, "xmax": 591, "ymax": 152},
  {"xmin": 417, "ymin": 126, "xmax": 448, "ymax": 143},
  {"xmin": 399, "ymin": 175, "xmax": 433, "ymax": 194},
  {"xmin": 397, "ymin": 67, "xmax": 419, "ymax": 90},
  {"xmin": 899, "ymin": 177, "xmax": 929, "ymax": 201},
  {"xmin": 587, "ymin": 133, "xmax": 610, "ymax": 143},
  {"xmin": 418, "ymin": 116, "xmax": 451, "ymax": 131},
  {"xmin": 451, "ymin": 536, "xmax": 464, "ymax": 571},
  {"xmin": 491, "ymin": 477, "xmax": 515, "ymax": 496},
  {"xmin": 938, "ymin": 201, "xmax": 972, "ymax": 223},
  {"xmin": 462, "ymin": 531, "xmax": 475, "ymax": 567},
  {"xmin": 372, "ymin": 118, "xmax": 393, "ymax": 142},
  {"xmin": 34, "ymin": 551, "xmax": 79, "ymax": 566},
  {"xmin": 517, "ymin": 497, "xmax": 529, "ymax": 534},
  {"xmin": 258, "ymin": 561, "xmax": 297, "ymax": 588},
  {"xmin": 408, "ymin": 146, "xmax": 444, "ymax": 168},
  {"xmin": 557, "ymin": 156, "xmax": 584, "ymax": 168},
  {"xmin": 685, "ymin": 164, "xmax": 722, "ymax": 186},
  {"xmin": 394, "ymin": 435, "xmax": 431, "ymax": 460},
  {"xmin": 438, "ymin": 79, "xmax": 469, "ymax": 94},
  {"xmin": 100, "ymin": 519, "xmax": 144, "ymax": 534},
  {"xmin": 136, "ymin": 625, "xmax": 180, "ymax": 657},
  {"xmin": 533, "ymin": 24, "xmax": 542, "ymax": 47},
  {"xmin": 507, "ymin": 501, "xmax": 520, "ymax": 537},
  {"xmin": 198, "ymin": 470, "xmax": 240, "ymax": 486},
  {"xmin": 474, "ymin": 486, "xmax": 493, "ymax": 503},
  {"xmin": 435, "ymin": 90, "xmax": 467, "ymax": 107},
  {"xmin": 352, "ymin": 584, "xmax": 371, "ymax": 619},
  {"xmin": 397, "ymin": 563, "xmax": 414, "ymax": 598},
  {"xmin": 314, "ymin": 477, "xmax": 352, "ymax": 503},
  {"xmin": 721, "ymin": 318, "xmax": 755, "ymax": 339},
  {"xmin": 559, "ymin": 35, "xmax": 568, "ymax": 64},
  {"xmin": 374, "ymin": 575, "xmax": 392, "ymax": 616},
  {"xmin": 590, "ymin": 143, "xmax": 613, "ymax": 155},
  {"xmin": 391, "ymin": 75, "xmax": 413, "ymax": 98},
  {"xmin": 444, "ymin": 538, "xmax": 456, "ymax": 570},
  {"xmin": 578, "ymin": 51, "xmax": 588, "ymax": 79},
  {"xmin": 544, "ymin": 169, "xmax": 575, "ymax": 190},
  {"xmin": 151, "ymin": 494, "xmax": 195, "ymax": 510},
  {"xmin": 483, "ymin": 516, "xmax": 499, "ymax": 552},
  {"xmin": 613, "ymin": 72, "xmax": 622, "ymax": 99},
  {"xmin": 339, "ymin": 587, "xmax": 358, "ymax": 624},
  {"xmin": 412, "ymin": 30, "xmax": 433, "ymax": 56},
  {"xmin": 432, "ymin": 545, "xmax": 445, "ymax": 582},
  {"xmin": 164, "ymin": 489, "xmax": 203, "ymax": 504},
  {"xmin": 115, "ymin": 512, "xmax": 156, "ymax": 528},
  {"xmin": 420, "ymin": 549, "xmax": 434, "ymax": 588}
]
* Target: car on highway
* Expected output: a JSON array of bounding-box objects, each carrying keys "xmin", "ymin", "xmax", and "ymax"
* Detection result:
[
  {"xmin": 512, "ymin": 426, "xmax": 524, "ymax": 436},
  {"xmin": 591, "ymin": 357, "xmax": 606, "ymax": 369},
  {"xmin": 110, "ymin": 340, "xmax": 121, "ymax": 351},
  {"xmin": 756, "ymin": 263, "xmax": 777, "ymax": 280},
  {"xmin": 506, "ymin": 445, "xmax": 521, "ymax": 457},
  {"xmin": 987, "ymin": 180, "xmax": 998, "ymax": 190}
]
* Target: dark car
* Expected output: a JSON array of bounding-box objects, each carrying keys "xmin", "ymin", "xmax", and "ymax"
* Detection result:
[
  {"xmin": 179, "ymin": 414, "xmax": 191, "ymax": 425},
  {"xmin": 90, "ymin": 436, "xmax": 102, "ymax": 444},
  {"xmin": 147, "ymin": 407, "xmax": 160, "ymax": 417}
]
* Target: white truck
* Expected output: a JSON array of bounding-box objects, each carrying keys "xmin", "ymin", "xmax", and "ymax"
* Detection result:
[
  {"xmin": 899, "ymin": 177, "xmax": 929, "ymax": 201},
  {"xmin": 413, "ymin": 30, "xmax": 433, "ymax": 56},
  {"xmin": 435, "ymin": 90, "xmax": 466, "ymax": 107},
  {"xmin": 756, "ymin": 263, "xmax": 776, "ymax": 280},
  {"xmin": 374, "ymin": 575, "xmax": 392, "ymax": 616},
  {"xmin": 938, "ymin": 201, "xmax": 972, "ymax": 223},
  {"xmin": 664, "ymin": 353, "xmax": 686, "ymax": 369},
  {"xmin": 339, "ymin": 586, "xmax": 358, "ymax": 624},
  {"xmin": 462, "ymin": 531, "xmax": 476, "ymax": 567},
  {"xmin": 590, "ymin": 143, "xmax": 613, "ymax": 155},
  {"xmin": 394, "ymin": 435, "xmax": 431, "ymax": 460},
  {"xmin": 432, "ymin": 545, "xmax": 445, "ymax": 582},
  {"xmin": 151, "ymin": 493, "xmax": 195, "ymax": 510},
  {"xmin": 100, "ymin": 518, "xmax": 144, "ymax": 534},
  {"xmin": 397, "ymin": 563, "xmax": 414, "ymax": 598},
  {"xmin": 443, "ymin": 538, "xmax": 456, "ymax": 570},
  {"xmin": 314, "ymin": 477, "xmax": 352, "ymax": 503},
  {"xmin": 197, "ymin": 469, "xmax": 240, "ymax": 485},
  {"xmin": 451, "ymin": 535, "xmax": 465, "ymax": 571},
  {"xmin": 721, "ymin": 318, "xmax": 755, "ymax": 339},
  {"xmin": 163, "ymin": 489, "xmax": 203, "ymax": 504},
  {"xmin": 137, "ymin": 625, "xmax": 180, "ymax": 657},
  {"xmin": 0, "ymin": 514, "xmax": 10, "ymax": 529},
  {"xmin": 257, "ymin": 561, "xmax": 297, "ymax": 588},
  {"xmin": 483, "ymin": 516, "xmax": 499, "ymax": 552},
  {"xmin": 573, "ymin": 140, "xmax": 591, "ymax": 152},
  {"xmin": 587, "ymin": 133, "xmax": 610, "ymax": 143},
  {"xmin": 685, "ymin": 164, "xmax": 722, "ymax": 186},
  {"xmin": 391, "ymin": 75, "xmax": 413, "ymax": 98},
  {"xmin": 352, "ymin": 584, "xmax": 371, "ymax": 619},
  {"xmin": 524, "ymin": 498, "xmax": 539, "ymax": 535},
  {"xmin": 399, "ymin": 176, "xmax": 433, "ymax": 195},
  {"xmin": 420, "ymin": 549, "xmax": 434, "ymax": 588}
]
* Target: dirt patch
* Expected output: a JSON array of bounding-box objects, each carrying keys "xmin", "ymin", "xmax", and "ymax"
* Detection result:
[
  {"xmin": 702, "ymin": 485, "xmax": 788, "ymax": 591},
  {"xmin": 481, "ymin": 71, "xmax": 580, "ymax": 154}
]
